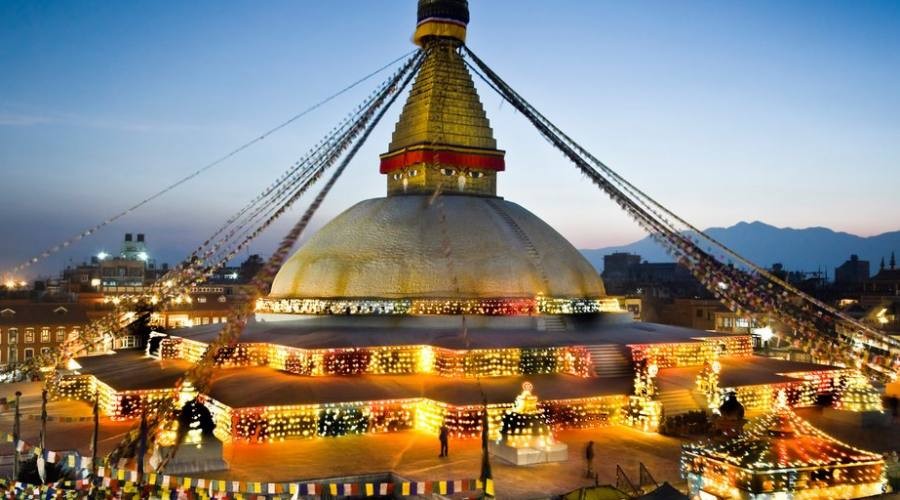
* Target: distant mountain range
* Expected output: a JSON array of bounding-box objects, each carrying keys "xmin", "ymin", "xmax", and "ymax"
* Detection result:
[{"xmin": 580, "ymin": 221, "xmax": 900, "ymax": 277}]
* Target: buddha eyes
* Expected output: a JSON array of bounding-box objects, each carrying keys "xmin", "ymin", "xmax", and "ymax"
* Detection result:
[{"xmin": 393, "ymin": 169, "xmax": 485, "ymax": 179}]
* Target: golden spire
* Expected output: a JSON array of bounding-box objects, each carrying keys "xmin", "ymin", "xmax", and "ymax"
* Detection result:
[{"xmin": 380, "ymin": 0, "xmax": 505, "ymax": 196}]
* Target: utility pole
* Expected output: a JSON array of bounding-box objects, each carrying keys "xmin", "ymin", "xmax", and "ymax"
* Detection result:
[
  {"xmin": 39, "ymin": 388, "xmax": 48, "ymax": 484},
  {"xmin": 12, "ymin": 391, "xmax": 22, "ymax": 481},
  {"xmin": 90, "ymin": 391, "xmax": 99, "ymax": 492},
  {"xmin": 39, "ymin": 389, "xmax": 47, "ymax": 449}
]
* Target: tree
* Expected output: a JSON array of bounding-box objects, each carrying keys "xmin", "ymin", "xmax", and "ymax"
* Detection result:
[{"xmin": 239, "ymin": 254, "xmax": 265, "ymax": 282}]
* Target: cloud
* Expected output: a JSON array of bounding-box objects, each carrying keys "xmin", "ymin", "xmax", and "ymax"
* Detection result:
[
  {"xmin": 0, "ymin": 112, "xmax": 56, "ymax": 126},
  {"xmin": 0, "ymin": 105, "xmax": 204, "ymax": 133}
]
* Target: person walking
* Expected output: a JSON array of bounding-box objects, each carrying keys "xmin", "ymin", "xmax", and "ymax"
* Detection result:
[
  {"xmin": 585, "ymin": 440, "xmax": 595, "ymax": 478},
  {"xmin": 439, "ymin": 424, "xmax": 450, "ymax": 457}
]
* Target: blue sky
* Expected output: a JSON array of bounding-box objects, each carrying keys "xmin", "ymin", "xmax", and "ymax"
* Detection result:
[{"xmin": 1, "ymin": 1, "xmax": 899, "ymax": 278}]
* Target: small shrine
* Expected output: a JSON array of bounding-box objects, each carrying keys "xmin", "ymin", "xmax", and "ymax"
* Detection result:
[
  {"xmin": 488, "ymin": 382, "xmax": 568, "ymax": 465},
  {"xmin": 682, "ymin": 391, "xmax": 886, "ymax": 499}
]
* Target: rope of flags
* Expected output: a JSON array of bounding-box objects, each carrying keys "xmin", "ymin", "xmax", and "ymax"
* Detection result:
[
  {"xmin": 462, "ymin": 45, "xmax": 899, "ymax": 379},
  {"xmin": 0, "ymin": 476, "xmax": 490, "ymax": 499},
  {"xmin": 24, "ymin": 414, "xmax": 93, "ymax": 423},
  {"xmin": 0, "ymin": 49, "xmax": 416, "ymax": 279},
  {"xmin": 2, "ymin": 425, "xmax": 492, "ymax": 497}
]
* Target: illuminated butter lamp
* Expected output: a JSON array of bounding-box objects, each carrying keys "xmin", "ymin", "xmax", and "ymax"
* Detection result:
[
  {"xmin": 682, "ymin": 391, "xmax": 887, "ymax": 499},
  {"xmin": 488, "ymin": 382, "xmax": 568, "ymax": 465},
  {"xmin": 153, "ymin": 398, "xmax": 228, "ymax": 475}
]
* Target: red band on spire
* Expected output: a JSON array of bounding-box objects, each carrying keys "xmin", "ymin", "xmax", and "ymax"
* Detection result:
[{"xmin": 380, "ymin": 149, "xmax": 505, "ymax": 174}]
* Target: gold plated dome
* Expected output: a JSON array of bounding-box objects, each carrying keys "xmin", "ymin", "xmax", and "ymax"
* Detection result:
[{"xmin": 269, "ymin": 195, "xmax": 605, "ymax": 301}]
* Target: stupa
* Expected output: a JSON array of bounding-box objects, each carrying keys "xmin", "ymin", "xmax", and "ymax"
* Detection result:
[{"xmin": 61, "ymin": 0, "xmax": 869, "ymax": 450}]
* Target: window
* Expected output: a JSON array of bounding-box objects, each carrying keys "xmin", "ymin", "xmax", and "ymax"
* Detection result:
[
  {"xmin": 8, "ymin": 348, "xmax": 17, "ymax": 363},
  {"xmin": 8, "ymin": 328, "xmax": 18, "ymax": 344},
  {"xmin": 24, "ymin": 328, "xmax": 34, "ymax": 343},
  {"xmin": 118, "ymin": 336, "xmax": 137, "ymax": 349},
  {"xmin": 40, "ymin": 328, "xmax": 50, "ymax": 343},
  {"xmin": 197, "ymin": 296, "xmax": 207, "ymax": 303},
  {"xmin": 40, "ymin": 347, "xmax": 50, "ymax": 356},
  {"xmin": 218, "ymin": 296, "xmax": 227, "ymax": 303},
  {"xmin": 56, "ymin": 327, "xmax": 66, "ymax": 342},
  {"xmin": 23, "ymin": 348, "xmax": 34, "ymax": 360},
  {"xmin": 696, "ymin": 309, "xmax": 703, "ymax": 318}
]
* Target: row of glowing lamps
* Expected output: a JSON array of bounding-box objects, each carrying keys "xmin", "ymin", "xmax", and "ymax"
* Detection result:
[{"xmin": 3, "ymin": 279, "xmax": 29, "ymax": 289}]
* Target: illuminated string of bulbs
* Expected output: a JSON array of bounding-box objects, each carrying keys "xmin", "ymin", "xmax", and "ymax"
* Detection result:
[{"xmin": 461, "ymin": 47, "xmax": 899, "ymax": 379}]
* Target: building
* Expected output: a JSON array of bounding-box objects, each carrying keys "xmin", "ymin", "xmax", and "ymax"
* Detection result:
[
  {"xmin": 0, "ymin": 302, "xmax": 89, "ymax": 367},
  {"xmin": 61, "ymin": 233, "xmax": 168, "ymax": 295},
  {"xmin": 601, "ymin": 252, "xmax": 705, "ymax": 297},
  {"xmin": 835, "ymin": 254, "xmax": 870, "ymax": 288},
  {"xmin": 863, "ymin": 263, "xmax": 900, "ymax": 296},
  {"xmin": 62, "ymin": 1, "xmax": 867, "ymax": 450},
  {"xmin": 654, "ymin": 298, "xmax": 724, "ymax": 331}
]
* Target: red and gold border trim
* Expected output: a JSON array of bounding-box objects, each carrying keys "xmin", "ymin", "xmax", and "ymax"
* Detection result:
[{"xmin": 380, "ymin": 146, "xmax": 505, "ymax": 174}]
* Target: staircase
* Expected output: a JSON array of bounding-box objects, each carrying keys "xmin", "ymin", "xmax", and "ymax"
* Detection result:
[
  {"xmin": 486, "ymin": 200, "xmax": 552, "ymax": 292},
  {"xmin": 586, "ymin": 345, "xmax": 633, "ymax": 378},
  {"xmin": 657, "ymin": 388, "xmax": 704, "ymax": 416},
  {"xmin": 539, "ymin": 315, "xmax": 568, "ymax": 332}
]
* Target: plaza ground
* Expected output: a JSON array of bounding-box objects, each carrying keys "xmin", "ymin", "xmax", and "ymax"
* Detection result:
[{"xmin": 1, "ymin": 382, "xmax": 898, "ymax": 498}]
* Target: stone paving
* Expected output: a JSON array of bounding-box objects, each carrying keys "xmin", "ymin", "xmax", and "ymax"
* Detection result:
[{"xmin": 1, "ymin": 382, "xmax": 898, "ymax": 498}]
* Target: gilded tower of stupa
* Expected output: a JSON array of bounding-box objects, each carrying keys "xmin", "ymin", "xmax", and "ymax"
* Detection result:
[{"xmin": 266, "ymin": 0, "xmax": 608, "ymax": 312}]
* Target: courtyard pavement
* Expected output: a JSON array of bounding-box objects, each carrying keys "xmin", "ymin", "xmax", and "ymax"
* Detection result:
[{"xmin": 1, "ymin": 382, "xmax": 898, "ymax": 498}]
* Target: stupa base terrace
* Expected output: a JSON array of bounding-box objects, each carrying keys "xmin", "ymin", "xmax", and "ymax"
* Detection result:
[{"xmin": 58, "ymin": 313, "xmax": 863, "ymax": 443}]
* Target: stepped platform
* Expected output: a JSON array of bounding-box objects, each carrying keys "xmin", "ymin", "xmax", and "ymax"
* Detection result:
[
  {"xmin": 658, "ymin": 356, "xmax": 843, "ymax": 389},
  {"xmin": 170, "ymin": 314, "xmax": 738, "ymax": 350},
  {"xmin": 72, "ymin": 350, "xmax": 634, "ymax": 408},
  {"xmin": 74, "ymin": 351, "xmax": 190, "ymax": 391}
]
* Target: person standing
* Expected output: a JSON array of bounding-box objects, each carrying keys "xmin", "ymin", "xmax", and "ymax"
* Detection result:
[
  {"xmin": 585, "ymin": 440, "xmax": 595, "ymax": 478},
  {"xmin": 439, "ymin": 424, "xmax": 450, "ymax": 457}
]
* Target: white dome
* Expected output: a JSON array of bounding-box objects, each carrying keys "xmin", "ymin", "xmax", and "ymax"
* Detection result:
[{"xmin": 270, "ymin": 195, "xmax": 605, "ymax": 300}]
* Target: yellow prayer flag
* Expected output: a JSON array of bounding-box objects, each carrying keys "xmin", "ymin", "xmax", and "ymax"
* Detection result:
[
  {"xmin": 365, "ymin": 483, "xmax": 374, "ymax": 496},
  {"xmin": 486, "ymin": 478, "xmax": 495, "ymax": 496},
  {"xmin": 439, "ymin": 481, "xmax": 447, "ymax": 494},
  {"xmin": 402, "ymin": 482, "xmax": 411, "ymax": 496}
]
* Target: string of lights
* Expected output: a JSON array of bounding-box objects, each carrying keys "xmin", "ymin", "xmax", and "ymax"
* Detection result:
[
  {"xmin": 102, "ymin": 51, "xmax": 426, "ymax": 465},
  {"xmin": 1, "ymin": 50, "xmax": 417, "ymax": 280}
]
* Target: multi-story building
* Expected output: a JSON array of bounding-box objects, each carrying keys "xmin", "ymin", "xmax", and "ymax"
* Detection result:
[
  {"xmin": 653, "ymin": 298, "xmax": 724, "ymax": 331},
  {"xmin": 151, "ymin": 284, "xmax": 253, "ymax": 329},
  {"xmin": 62, "ymin": 233, "xmax": 168, "ymax": 295},
  {"xmin": 600, "ymin": 252, "xmax": 705, "ymax": 297},
  {"xmin": 0, "ymin": 302, "xmax": 89, "ymax": 366},
  {"xmin": 834, "ymin": 254, "xmax": 870, "ymax": 289}
]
